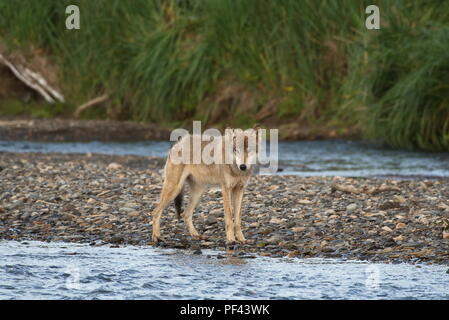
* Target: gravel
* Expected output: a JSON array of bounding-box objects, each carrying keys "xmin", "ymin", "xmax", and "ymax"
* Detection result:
[{"xmin": 0, "ymin": 151, "xmax": 448, "ymax": 265}]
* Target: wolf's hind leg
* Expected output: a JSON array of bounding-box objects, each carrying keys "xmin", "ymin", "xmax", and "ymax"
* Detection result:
[
  {"xmin": 183, "ymin": 179, "xmax": 206, "ymax": 239},
  {"xmin": 151, "ymin": 165, "xmax": 187, "ymax": 242}
]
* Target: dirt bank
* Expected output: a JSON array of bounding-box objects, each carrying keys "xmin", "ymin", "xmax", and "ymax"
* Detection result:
[{"xmin": 0, "ymin": 118, "xmax": 171, "ymax": 141}]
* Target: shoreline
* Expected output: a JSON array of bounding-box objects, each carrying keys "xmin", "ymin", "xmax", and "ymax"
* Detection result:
[
  {"xmin": 0, "ymin": 118, "xmax": 171, "ymax": 141},
  {"xmin": 0, "ymin": 117, "xmax": 356, "ymax": 142},
  {"xmin": 1, "ymin": 152, "xmax": 448, "ymax": 265}
]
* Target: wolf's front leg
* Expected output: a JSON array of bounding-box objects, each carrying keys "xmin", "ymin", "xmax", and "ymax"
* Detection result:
[
  {"xmin": 151, "ymin": 203, "xmax": 165, "ymax": 242},
  {"xmin": 232, "ymin": 185, "xmax": 248, "ymax": 243},
  {"xmin": 221, "ymin": 184, "xmax": 236, "ymax": 244}
]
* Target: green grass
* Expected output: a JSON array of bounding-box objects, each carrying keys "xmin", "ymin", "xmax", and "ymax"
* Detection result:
[
  {"xmin": 0, "ymin": 0, "xmax": 448, "ymax": 150},
  {"xmin": 366, "ymin": 25, "xmax": 449, "ymax": 151},
  {"xmin": 0, "ymin": 99, "xmax": 69, "ymax": 118}
]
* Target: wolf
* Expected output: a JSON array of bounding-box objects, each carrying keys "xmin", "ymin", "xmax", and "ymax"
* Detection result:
[{"xmin": 151, "ymin": 127, "xmax": 260, "ymax": 244}]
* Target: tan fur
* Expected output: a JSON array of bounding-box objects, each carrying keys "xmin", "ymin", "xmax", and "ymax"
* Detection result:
[{"xmin": 151, "ymin": 129, "xmax": 258, "ymax": 244}]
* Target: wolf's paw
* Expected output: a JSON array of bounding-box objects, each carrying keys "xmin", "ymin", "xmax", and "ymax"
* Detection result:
[
  {"xmin": 237, "ymin": 239, "xmax": 253, "ymax": 245},
  {"xmin": 152, "ymin": 235, "xmax": 164, "ymax": 243},
  {"xmin": 192, "ymin": 234, "xmax": 207, "ymax": 241}
]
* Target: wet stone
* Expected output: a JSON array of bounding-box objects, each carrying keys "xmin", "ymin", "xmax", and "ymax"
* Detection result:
[{"xmin": 110, "ymin": 236, "xmax": 125, "ymax": 244}]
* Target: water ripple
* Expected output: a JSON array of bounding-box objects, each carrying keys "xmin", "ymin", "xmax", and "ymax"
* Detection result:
[{"xmin": 0, "ymin": 240, "xmax": 448, "ymax": 299}]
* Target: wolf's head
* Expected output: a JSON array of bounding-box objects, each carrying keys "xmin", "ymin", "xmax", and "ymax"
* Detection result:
[{"xmin": 225, "ymin": 126, "xmax": 261, "ymax": 172}]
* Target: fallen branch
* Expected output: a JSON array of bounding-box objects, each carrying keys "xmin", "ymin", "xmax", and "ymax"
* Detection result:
[
  {"xmin": 369, "ymin": 185, "xmax": 401, "ymax": 195},
  {"xmin": 74, "ymin": 94, "xmax": 109, "ymax": 118},
  {"xmin": 0, "ymin": 52, "xmax": 65, "ymax": 103},
  {"xmin": 331, "ymin": 183, "xmax": 401, "ymax": 195},
  {"xmin": 331, "ymin": 183, "xmax": 361, "ymax": 194}
]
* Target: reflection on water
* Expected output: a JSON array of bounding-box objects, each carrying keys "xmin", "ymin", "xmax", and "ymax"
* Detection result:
[
  {"xmin": 1, "ymin": 140, "xmax": 449, "ymax": 177},
  {"xmin": 0, "ymin": 241, "xmax": 448, "ymax": 300}
]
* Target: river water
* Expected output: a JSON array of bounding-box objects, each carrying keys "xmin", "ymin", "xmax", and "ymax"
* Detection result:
[
  {"xmin": 1, "ymin": 140, "xmax": 449, "ymax": 299},
  {"xmin": 1, "ymin": 241, "xmax": 448, "ymax": 300},
  {"xmin": 1, "ymin": 140, "xmax": 449, "ymax": 177}
]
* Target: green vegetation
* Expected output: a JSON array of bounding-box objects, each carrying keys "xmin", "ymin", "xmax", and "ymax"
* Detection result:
[
  {"xmin": 0, "ymin": 99, "xmax": 68, "ymax": 118},
  {"xmin": 0, "ymin": 0, "xmax": 448, "ymax": 150}
]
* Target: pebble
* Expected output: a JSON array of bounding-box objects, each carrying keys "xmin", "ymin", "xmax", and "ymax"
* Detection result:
[
  {"xmin": 110, "ymin": 236, "xmax": 125, "ymax": 244},
  {"xmin": 107, "ymin": 162, "xmax": 123, "ymax": 170},
  {"xmin": 205, "ymin": 216, "xmax": 218, "ymax": 225},
  {"xmin": 128, "ymin": 211, "xmax": 140, "ymax": 217},
  {"xmin": 267, "ymin": 235, "xmax": 281, "ymax": 243},
  {"xmin": 249, "ymin": 222, "xmax": 260, "ymax": 228},
  {"xmin": 269, "ymin": 217, "xmax": 283, "ymax": 224}
]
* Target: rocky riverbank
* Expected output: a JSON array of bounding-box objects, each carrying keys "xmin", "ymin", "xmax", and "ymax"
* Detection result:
[{"xmin": 0, "ymin": 152, "xmax": 448, "ymax": 264}]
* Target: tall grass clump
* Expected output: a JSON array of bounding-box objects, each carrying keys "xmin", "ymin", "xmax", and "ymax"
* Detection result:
[
  {"xmin": 344, "ymin": 0, "xmax": 449, "ymax": 150},
  {"xmin": 367, "ymin": 28, "xmax": 449, "ymax": 151}
]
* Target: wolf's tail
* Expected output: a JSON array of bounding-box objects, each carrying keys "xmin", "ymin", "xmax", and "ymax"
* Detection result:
[{"xmin": 174, "ymin": 190, "xmax": 183, "ymax": 220}]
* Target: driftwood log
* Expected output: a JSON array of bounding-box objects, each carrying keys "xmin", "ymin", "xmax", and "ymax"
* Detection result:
[{"xmin": 0, "ymin": 52, "xmax": 64, "ymax": 104}]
